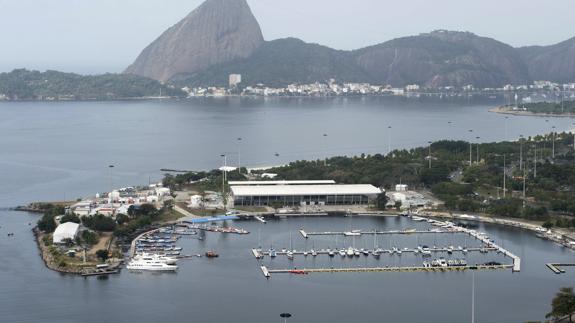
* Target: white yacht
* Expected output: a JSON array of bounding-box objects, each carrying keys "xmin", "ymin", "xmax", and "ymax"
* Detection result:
[
  {"xmin": 134, "ymin": 253, "xmax": 178, "ymax": 265},
  {"xmin": 127, "ymin": 258, "xmax": 178, "ymax": 271},
  {"xmin": 346, "ymin": 247, "xmax": 355, "ymax": 257}
]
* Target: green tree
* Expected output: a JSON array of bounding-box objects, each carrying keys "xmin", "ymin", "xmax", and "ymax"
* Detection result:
[
  {"xmin": 546, "ymin": 287, "xmax": 575, "ymax": 323},
  {"xmin": 375, "ymin": 193, "xmax": 388, "ymax": 210},
  {"xmin": 60, "ymin": 213, "xmax": 80, "ymax": 224},
  {"xmin": 95, "ymin": 249, "xmax": 109, "ymax": 262},
  {"xmin": 81, "ymin": 230, "xmax": 99, "ymax": 246},
  {"xmin": 82, "ymin": 214, "xmax": 116, "ymax": 232},
  {"xmin": 37, "ymin": 214, "xmax": 57, "ymax": 233}
]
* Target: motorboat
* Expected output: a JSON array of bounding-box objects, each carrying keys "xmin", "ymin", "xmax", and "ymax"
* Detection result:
[
  {"xmin": 133, "ymin": 253, "xmax": 178, "ymax": 265},
  {"xmin": 127, "ymin": 258, "xmax": 178, "ymax": 271},
  {"xmin": 346, "ymin": 247, "xmax": 354, "ymax": 257}
]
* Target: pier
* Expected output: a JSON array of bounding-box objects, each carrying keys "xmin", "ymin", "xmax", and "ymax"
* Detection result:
[
  {"xmin": 260, "ymin": 264, "xmax": 512, "ymax": 278},
  {"xmin": 546, "ymin": 263, "xmax": 575, "ymax": 274},
  {"xmin": 253, "ymin": 246, "xmax": 497, "ymax": 258},
  {"xmin": 299, "ymin": 229, "xmax": 448, "ymax": 238}
]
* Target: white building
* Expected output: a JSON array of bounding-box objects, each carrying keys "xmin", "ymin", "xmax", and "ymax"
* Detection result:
[
  {"xmin": 395, "ymin": 184, "xmax": 408, "ymax": 192},
  {"xmin": 155, "ymin": 187, "xmax": 171, "ymax": 197},
  {"xmin": 230, "ymin": 181, "xmax": 382, "ymax": 207},
  {"xmin": 53, "ymin": 222, "xmax": 80, "ymax": 244},
  {"xmin": 229, "ymin": 74, "xmax": 242, "ymax": 88}
]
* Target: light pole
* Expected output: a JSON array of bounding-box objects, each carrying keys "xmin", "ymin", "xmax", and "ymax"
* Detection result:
[
  {"xmin": 471, "ymin": 271, "xmax": 476, "ymax": 323},
  {"xmin": 552, "ymin": 126, "xmax": 556, "ymax": 159},
  {"xmin": 503, "ymin": 154, "xmax": 507, "ymax": 198},
  {"xmin": 519, "ymin": 135, "xmax": 524, "ymax": 171},
  {"xmin": 220, "ymin": 154, "xmax": 226, "ymax": 201},
  {"xmin": 427, "ymin": 141, "xmax": 432, "ymax": 169},
  {"xmin": 476, "ymin": 136, "xmax": 480, "ymax": 164},
  {"xmin": 323, "ymin": 133, "xmax": 328, "ymax": 166},
  {"xmin": 522, "ymin": 159, "xmax": 527, "ymax": 209},
  {"xmin": 533, "ymin": 144, "xmax": 537, "ymax": 179},
  {"xmin": 468, "ymin": 130, "xmax": 474, "ymax": 166},
  {"xmin": 280, "ymin": 313, "xmax": 292, "ymax": 323},
  {"xmin": 108, "ymin": 165, "xmax": 114, "ymax": 198},
  {"xmin": 387, "ymin": 126, "xmax": 392, "ymax": 155},
  {"xmin": 504, "ymin": 116, "xmax": 509, "ymax": 142},
  {"xmin": 237, "ymin": 137, "xmax": 242, "ymax": 174}
]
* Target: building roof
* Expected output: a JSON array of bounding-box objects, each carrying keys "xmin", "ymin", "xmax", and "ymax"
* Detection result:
[
  {"xmin": 228, "ymin": 180, "xmax": 336, "ymax": 186},
  {"xmin": 230, "ymin": 184, "xmax": 381, "ymax": 197},
  {"xmin": 53, "ymin": 222, "xmax": 80, "ymax": 243}
]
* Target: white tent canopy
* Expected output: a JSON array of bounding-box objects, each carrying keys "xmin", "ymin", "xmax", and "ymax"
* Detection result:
[{"xmin": 53, "ymin": 222, "xmax": 80, "ymax": 244}]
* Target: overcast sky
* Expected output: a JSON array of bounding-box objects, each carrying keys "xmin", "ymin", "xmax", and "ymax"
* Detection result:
[{"xmin": 0, "ymin": 0, "xmax": 573, "ymax": 74}]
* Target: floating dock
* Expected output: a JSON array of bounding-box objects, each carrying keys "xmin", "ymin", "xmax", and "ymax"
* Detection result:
[
  {"xmin": 254, "ymin": 216, "xmax": 267, "ymax": 223},
  {"xmin": 81, "ymin": 270, "xmax": 120, "ymax": 277},
  {"xmin": 253, "ymin": 246, "xmax": 496, "ymax": 258},
  {"xmin": 299, "ymin": 229, "xmax": 448, "ymax": 237},
  {"xmin": 260, "ymin": 266, "xmax": 270, "ymax": 278},
  {"xmin": 262, "ymin": 264, "xmax": 512, "ymax": 278},
  {"xmin": 546, "ymin": 263, "xmax": 575, "ymax": 274}
]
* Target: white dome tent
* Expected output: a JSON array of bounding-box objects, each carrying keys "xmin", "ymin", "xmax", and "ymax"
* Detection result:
[{"xmin": 53, "ymin": 222, "xmax": 80, "ymax": 244}]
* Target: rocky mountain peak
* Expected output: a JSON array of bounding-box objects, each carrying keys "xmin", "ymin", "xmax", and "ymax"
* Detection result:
[{"xmin": 125, "ymin": 0, "xmax": 264, "ymax": 82}]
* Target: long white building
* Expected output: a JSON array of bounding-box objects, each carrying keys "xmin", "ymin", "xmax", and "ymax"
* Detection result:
[{"xmin": 230, "ymin": 180, "xmax": 382, "ymax": 207}]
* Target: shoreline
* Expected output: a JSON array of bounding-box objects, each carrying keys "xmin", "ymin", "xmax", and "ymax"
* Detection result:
[
  {"xmin": 33, "ymin": 227, "xmax": 122, "ymax": 276},
  {"xmin": 417, "ymin": 210, "xmax": 575, "ymax": 250},
  {"xmin": 489, "ymin": 106, "xmax": 575, "ymax": 118}
]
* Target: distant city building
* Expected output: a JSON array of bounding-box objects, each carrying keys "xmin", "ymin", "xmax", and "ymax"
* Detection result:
[
  {"xmin": 229, "ymin": 74, "xmax": 242, "ymax": 88},
  {"xmin": 405, "ymin": 84, "xmax": 420, "ymax": 91}
]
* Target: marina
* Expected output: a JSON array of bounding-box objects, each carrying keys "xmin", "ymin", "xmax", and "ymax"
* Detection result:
[
  {"xmin": 254, "ymin": 217, "xmax": 522, "ymax": 278},
  {"xmin": 3, "ymin": 98, "xmax": 575, "ymax": 322}
]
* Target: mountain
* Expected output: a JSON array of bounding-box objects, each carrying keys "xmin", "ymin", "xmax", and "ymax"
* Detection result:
[
  {"xmin": 126, "ymin": 0, "xmax": 574, "ymax": 88},
  {"xmin": 172, "ymin": 38, "xmax": 369, "ymax": 87},
  {"xmin": 518, "ymin": 37, "xmax": 575, "ymax": 83},
  {"xmin": 353, "ymin": 31, "xmax": 531, "ymax": 88},
  {"xmin": 175, "ymin": 31, "xmax": 532, "ymax": 88},
  {"xmin": 125, "ymin": 0, "xmax": 264, "ymax": 82}
]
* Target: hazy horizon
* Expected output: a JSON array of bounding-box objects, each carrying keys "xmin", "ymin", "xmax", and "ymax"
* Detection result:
[{"xmin": 1, "ymin": 0, "xmax": 573, "ymax": 75}]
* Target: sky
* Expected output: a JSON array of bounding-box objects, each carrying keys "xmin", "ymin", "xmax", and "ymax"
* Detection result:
[{"xmin": 0, "ymin": 0, "xmax": 573, "ymax": 74}]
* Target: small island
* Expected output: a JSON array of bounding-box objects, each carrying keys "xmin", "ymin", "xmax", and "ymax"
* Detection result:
[{"xmin": 491, "ymin": 101, "xmax": 575, "ymax": 117}]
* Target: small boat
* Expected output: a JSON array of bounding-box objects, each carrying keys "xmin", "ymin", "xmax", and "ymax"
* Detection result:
[
  {"xmin": 354, "ymin": 250, "xmax": 361, "ymax": 257},
  {"xmin": 328, "ymin": 249, "xmax": 335, "ymax": 257},
  {"xmin": 361, "ymin": 249, "xmax": 369, "ymax": 256},
  {"xmin": 303, "ymin": 251, "xmax": 309, "ymax": 257},
  {"xmin": 287, "ymin": 251, "xmax": 294, "ymax": 260},
  {"xmin": 269, "ymin": 248, "xmax": 277, "ymax": 258},
  {"xmin": 339, "ymin": 249, "xmax": 346, "ymax": 257},
  {"xmin": 346, "ymin": 247, "xmax": 354, "ymax": 257},
  {"xmin": 447, "ymin": 246, "xmax": 454, "ymax": 254},
  {"xmin": 311, "ymin": 249, "xmax": 318, "ymax": 257},
  {"xmin": 289, "ymin": 269, "xmax": 308, "ymax": 275},
  {"xmin": 372, "ymin": 250, "xmax": 380, "ymax": 259},
  {"xmin": 205, "ymin": 251, "xmax": 219, "ymax": 258}
]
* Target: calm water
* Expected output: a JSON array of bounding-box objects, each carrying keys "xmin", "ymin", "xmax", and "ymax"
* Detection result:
[{"xmin": 1, "ymin": 97, "xmax": 574, "ymax": 322}]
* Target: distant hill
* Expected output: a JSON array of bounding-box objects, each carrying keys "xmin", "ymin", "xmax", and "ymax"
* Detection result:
[
  {"xmin": 126, "ymin": 0, "xmax": 575, "ymax": 88},
  {"xmin": 352, "ymin": 31, "xmax": 531, "ymax": 88},
  {"xmin": 0, "ymin": 69, "xmax": 183, "ymax": 100},
  {"xmin": 518, "ymin": 37, "xmax": 575, "ymax": 83},
  {"xmin": 172, "ymin": 38, "xmax": 369, "ymax": 87},
  {"xmin": 125, "ymin": 0, "xmax": 263, "ymax": 82}
]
